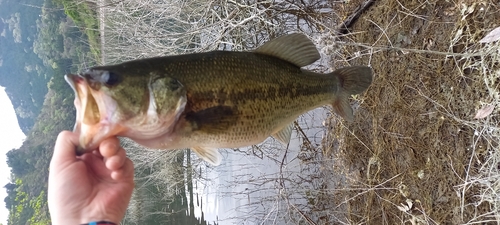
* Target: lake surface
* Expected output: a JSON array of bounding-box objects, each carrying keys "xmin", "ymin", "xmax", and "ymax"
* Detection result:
[{"xmin": 122, "ymin": 108, "xmax": 344, "ymax": 225}]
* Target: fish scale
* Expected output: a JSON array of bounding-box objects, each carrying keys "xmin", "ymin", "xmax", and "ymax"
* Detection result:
[{"xmin": 65, "ymin": 33, "xmax": 373, "ymax": 165}]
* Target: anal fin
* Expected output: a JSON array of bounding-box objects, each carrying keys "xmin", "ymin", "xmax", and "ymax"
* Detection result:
[
  {"xmin": 192, "ymin": 146, "xmax": 222, "ymax": 166},
  {"xmin": 271, "ymin": 123, "xmax": 293, "ymax": 146}
]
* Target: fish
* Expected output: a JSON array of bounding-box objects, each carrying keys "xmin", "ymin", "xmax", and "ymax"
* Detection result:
[{"xmin": 65, "ymin": 33, "xmax": 373, "ymax": 166}]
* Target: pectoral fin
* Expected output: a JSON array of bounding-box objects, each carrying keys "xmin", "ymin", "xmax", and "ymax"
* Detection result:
[
  {"xmin": 271, "ymin": 123, "xmax": 293, "ymax": 146},
  {"xmin": 192, "ymin": 146, "xmax": 222, "ymax": 166}
]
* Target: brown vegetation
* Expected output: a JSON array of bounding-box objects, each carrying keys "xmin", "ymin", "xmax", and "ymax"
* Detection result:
[{"xmin": 324, "ymin": 0, "xmax": 500, "ymax": 224}]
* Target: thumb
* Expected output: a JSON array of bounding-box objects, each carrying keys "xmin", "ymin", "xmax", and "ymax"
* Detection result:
[{"xmin": 50, "ymin": 131, "xmax": 80, "ymax": 169}]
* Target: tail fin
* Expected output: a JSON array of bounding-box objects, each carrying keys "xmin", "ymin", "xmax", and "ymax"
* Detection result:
[{"xmin": 331, "ymin": 66, "xmax": 373, "ymax": 121}]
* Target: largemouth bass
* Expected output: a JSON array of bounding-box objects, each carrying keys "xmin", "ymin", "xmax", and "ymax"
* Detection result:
[{"xmin": 65, "ymin": 33, "xmax": 372, "ymax": 165}]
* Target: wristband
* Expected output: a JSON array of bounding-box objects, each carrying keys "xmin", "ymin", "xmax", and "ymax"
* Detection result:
[{"xmin": 82, "ymin": 221, "xmax": 117, "ymax": 225}]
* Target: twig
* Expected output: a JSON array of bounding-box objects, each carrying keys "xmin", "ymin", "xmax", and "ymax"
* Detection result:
[
  {"xmin": 335, "ymin": 0, "xmax": 376, "ymax": 35},
  {"xmin": 289, "ymin": 203, "xmax": 318, "ymax": 225}
]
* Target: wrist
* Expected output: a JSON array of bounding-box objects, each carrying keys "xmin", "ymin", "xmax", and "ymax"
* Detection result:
[
  {"xmin": 81, "ymin": 221, "xmax": 117, "ymax": 225},
  {"xmin": 50, "ymin": 212, "xmax": 120, "ymax": 225},
  {"xmin": 49, "ymin": 206, "xmax": 122, "ymax": 225},
  {"xmin": 51, "ymin": 218, "xmax": 119, "ymax": 225}
]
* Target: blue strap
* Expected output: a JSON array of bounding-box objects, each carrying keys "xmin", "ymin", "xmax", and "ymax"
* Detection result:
[{"xmin": 83, "ymin": 221, "xmax": 116, "ymax": 225}]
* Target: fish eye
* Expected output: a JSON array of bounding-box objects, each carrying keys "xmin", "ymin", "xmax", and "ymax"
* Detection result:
[{"xmin": 102, "ymin": 71, "xmax": 121, "ymax": 86}]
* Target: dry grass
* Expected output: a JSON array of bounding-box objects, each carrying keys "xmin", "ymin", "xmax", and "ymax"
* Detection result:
[{"xmin": 322, "ymin": 0, "xmax": 500, "ymax": 224}]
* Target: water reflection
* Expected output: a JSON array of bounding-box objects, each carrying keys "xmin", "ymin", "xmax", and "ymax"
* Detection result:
[
  {"xmin": 122, "ymin": 149, "xmax": 215, "ymax": 225},
  {"xmin": 123, "ymin": 108, "xmax": 339, "ymax": 225}
]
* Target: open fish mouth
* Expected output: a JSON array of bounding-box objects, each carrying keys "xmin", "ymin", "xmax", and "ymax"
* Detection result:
[{"xmin": 65, "ymin": 73, "xmax": 124, "ymax": 155}]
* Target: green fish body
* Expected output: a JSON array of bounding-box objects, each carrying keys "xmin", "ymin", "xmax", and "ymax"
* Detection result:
[{"xmin": 65, "ymin": 33, "xmax": 373, "ymax": 165}]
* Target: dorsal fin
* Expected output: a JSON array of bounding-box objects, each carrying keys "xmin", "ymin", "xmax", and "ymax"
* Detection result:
[{"xmin": 255, "ymin": 33, "xmax": 320, "ymax": 67}]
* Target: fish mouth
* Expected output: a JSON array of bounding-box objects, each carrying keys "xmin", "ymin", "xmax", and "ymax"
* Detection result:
[{"xmin": 65, "ymin": 73, "xmax": 126, "ymax": 155}]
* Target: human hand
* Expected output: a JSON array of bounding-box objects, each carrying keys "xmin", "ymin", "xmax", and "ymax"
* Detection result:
[{"xmin": 48, "ymin": 131, "xmax": 135, "ymax": 225}]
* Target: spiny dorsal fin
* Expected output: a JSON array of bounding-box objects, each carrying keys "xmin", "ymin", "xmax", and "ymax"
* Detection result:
[
  {"xmin": 255, "ymin": 33, "xmax": 320, "ymax": 67},
  {"xmin": 192, "ymin": 146, "xmax": 222, "ymax": 166},
  {"xmin": 271, "ymin": 123, "xmax": 293, "ymax": 146}
]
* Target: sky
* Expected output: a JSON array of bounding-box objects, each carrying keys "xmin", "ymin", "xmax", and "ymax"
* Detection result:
[{"xmin": 0, "ymin": 87, "xmax": 26, "ymax": 225}]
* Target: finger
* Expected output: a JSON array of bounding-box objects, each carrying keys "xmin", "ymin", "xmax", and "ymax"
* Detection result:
[
  {"xmin": 111, "ymin": 157, "xmax": 134, "ymax": 181},
  {"xmin": 50, "ymin": 131, "xmax": 80, "ymax": 169},
  {"xmin": 105, "ymin": 146, "xmax": 126, "ymax": 171},
  {"xmin": 99, "ymin": 137, "xmax": 120, "ymax": 158},
  {"xmin": 82, "ymin": 151, "xmax": 111, "ymax": 178},
  {"xmin": 92, "ymin": 149, "xmax": 103, "ymax": 158}
]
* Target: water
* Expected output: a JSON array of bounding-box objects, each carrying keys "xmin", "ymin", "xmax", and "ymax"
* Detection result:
[{"xmin": 123, "ymin": 108, "xmax": 341, "ymax": 225}]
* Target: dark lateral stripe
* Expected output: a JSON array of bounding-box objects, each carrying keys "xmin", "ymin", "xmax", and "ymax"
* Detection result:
[
  {"xmin": 185, "ymin": 105, "xmax": 238, "ymax": 133},
  {"xmin": 188, "ymin": 82, "xmax": 333, "ymax": 106}
]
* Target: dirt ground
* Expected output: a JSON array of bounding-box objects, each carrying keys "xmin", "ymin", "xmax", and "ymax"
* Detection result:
[{"xmin": 322, "ymin": 0, "xmax": 500, "ymax": 224}]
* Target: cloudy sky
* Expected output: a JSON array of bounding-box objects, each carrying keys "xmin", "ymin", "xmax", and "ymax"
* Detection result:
[{"xmin": 0, "ymin": 87, "xmax": 26, "ymax": 225}]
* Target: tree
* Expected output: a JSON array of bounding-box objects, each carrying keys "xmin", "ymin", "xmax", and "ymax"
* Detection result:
[
  {"xmin": 6, "ymin": 149, "xmax": 33, "ymax": 177},
  {"xmin": 4, "ymin": 182, "xmax": 17, "ymax": 210}
]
